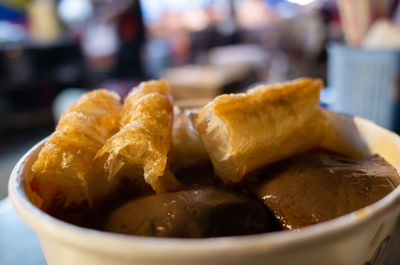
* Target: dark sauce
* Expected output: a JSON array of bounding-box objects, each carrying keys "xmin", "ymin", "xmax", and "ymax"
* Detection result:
[{"xmin": 50, "ymin": 150, "xmax": 399, "ymax": 237}]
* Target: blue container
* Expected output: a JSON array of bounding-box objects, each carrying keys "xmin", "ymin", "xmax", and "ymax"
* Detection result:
[{"xmin": 328, "ymin": 44, "xmax": 400, "ymax": 131}]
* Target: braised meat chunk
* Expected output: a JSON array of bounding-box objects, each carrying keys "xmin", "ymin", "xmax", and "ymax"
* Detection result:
[{"xmin": 254, "ymin": 152, "xmax": 399, "ymax": 230}]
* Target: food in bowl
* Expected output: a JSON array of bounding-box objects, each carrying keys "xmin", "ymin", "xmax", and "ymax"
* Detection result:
[
  {"xmin": 104, "ymin": 187, "xmax": 273, "ymax": 238},
  {"xmin": 29, "ymin": 89, "xmax": 121, "ymax": 210},
  {"xmin": 254, "ymin": 152, "xmax": 399, "ymax": 230},
  {"xmin": 26, "ymin": 78, "xmax": 399, "ymax": 238}
]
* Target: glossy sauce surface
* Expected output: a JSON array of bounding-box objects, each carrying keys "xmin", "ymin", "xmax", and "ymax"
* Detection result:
[
  {"xmin": 52, "ymin": 151, "xmax": 399, "ymax": 237},
  {"xmin": 254, "ymin": 152, "xmax": 399, "ymax": 229},
  {"xmin": 103, "ymin": 187, "xmax": 273, "ymax": 238}
]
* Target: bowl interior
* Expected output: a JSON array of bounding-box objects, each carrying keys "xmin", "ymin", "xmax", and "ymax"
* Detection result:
[{"xmin": 8, "ymin": 111, "xmax": 400, "ymax": 257}]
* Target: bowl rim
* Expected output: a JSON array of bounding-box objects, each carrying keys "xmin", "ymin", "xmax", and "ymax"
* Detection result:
[{"xmin": 8, "ymin": 115, "xmax": 400, "ymax": 258}]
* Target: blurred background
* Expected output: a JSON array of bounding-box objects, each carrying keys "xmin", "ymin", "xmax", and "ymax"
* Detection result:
[{"xmin": 0, "ymin": 0, "xmax": 399, "ymax": 200}]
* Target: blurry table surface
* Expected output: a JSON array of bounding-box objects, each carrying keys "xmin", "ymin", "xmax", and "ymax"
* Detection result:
[
  {"xmin": 0, "ymin": 197, "xmax": 400, "ymax": 265},
  {"xmin": 0, "ymin": 198, "xmax": 46, "ymax": 265}
]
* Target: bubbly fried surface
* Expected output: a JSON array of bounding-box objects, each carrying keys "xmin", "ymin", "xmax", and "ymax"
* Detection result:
[
  {"xmin": 96, "ymin": 80, "xmax": 175, "ymax": 192},
  {"xmin": 196, "ymin": 78, "xmax": 325, "ymax": 184},
  {"xmin": 29, "ymin": 78, "xmax": 329, "ymax": 211},
  {"xmin": 170, "ymin": 106, "xmax": 209, "ymax": 171},
  {"xmin": 30, "ymin": 90, "xmax": 121, "ymax": 209}
]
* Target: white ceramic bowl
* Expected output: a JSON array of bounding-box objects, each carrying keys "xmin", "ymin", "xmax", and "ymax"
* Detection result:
[{"xmin": 8, "ymin": 111, "xmax": 400, "ymax": 265}]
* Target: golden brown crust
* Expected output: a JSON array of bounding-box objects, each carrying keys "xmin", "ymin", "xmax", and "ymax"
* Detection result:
[
  {"xmin": 30, "ymin": 89, "xmax": 121, "ymax": 209},
  {"xmin": 170, "ymin": 106, "xmax": 209, "ymax": 171},
  {"xmin": 197, "ymin": 78, "xmax": 325, "ymax": 184},
  {"xmin": 96, "ymin": 80, "xmax": 175, "ymax": 192}
]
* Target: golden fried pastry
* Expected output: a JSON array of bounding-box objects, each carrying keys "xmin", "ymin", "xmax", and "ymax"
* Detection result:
[
  {"xmin": 319, "ymin": 109, "xmax": 371, "ymax": 158},
  {"xmin": 96, "ymin": 80, "xmax": 175, "ymax": 192},
  {"xmin": 30, "ymin": 90, "xmax": 121, "ymax": 210},
  {"xmin": 196, "ymin": 78, "xmax": 325, "ymax": 184},
  {"xmin": 170, "ymin": 106, "xmax": 209, "ymax": 171}
]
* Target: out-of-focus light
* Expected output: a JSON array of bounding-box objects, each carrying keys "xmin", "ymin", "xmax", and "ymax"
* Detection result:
[
  {"xmin": 58, "ymin": 0, "xmax": 93, "ymax": 24},
  {"xmin": 287, "ymin": 0, "xmax": 316, "ymax": 6},
  {"xmin": 237, "ymin": 0, "xmax": 269, "ymax": 29},
  {"xmin": 82, "ymin": 22, "xmax": 118, "ymax": 58},
  {"xmin": 276, "ymin": 2, "xmax": 297, "ymax": 18},
  {"xmin": 141, "ymin": 0, "xmax": 209, "ymax": 24},
  {"xmin": 183, "ymin": 9, "xmax": 209, "ymax": 31},
  {"xmin": 0, "ymin": 21, "xmax": 26, "ymax": 42}
]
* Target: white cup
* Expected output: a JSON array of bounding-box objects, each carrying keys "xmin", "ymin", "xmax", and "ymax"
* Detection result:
[{"xmin": 8, "ymin": 111, "xmax": 400, "ymax": 265}]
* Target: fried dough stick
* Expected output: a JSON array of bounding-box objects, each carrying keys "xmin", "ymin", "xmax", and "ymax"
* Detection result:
[
  {"xmin": 96, "ymin": 80, "xmax": 178, "ymax": 192},
  {"xmin": 170, "ymin": 106, "xmax": 209, "ymax": 171},
  {"xmin": 197, "ymin": 78, "xmax": 325, "ymax": 184},
  {"xmin": 30, "ymin": 90, "xmax": 121, "ymax": 210}
]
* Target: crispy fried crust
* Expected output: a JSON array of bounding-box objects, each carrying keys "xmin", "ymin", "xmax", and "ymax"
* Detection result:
[
  {"xmin": 96, "ymin": 80, "xmax": 175, "ymax": 192},
  {"xmin": 30, "ymin": 90, "xmax": 121, "ymax": 209},
  {"xmin": 170, "ymin": 106, "xmax": 209, "ymax": 171},
  {"xmin": 196, "ymin": 78, "xmax": 325, "ymax": 184}
]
